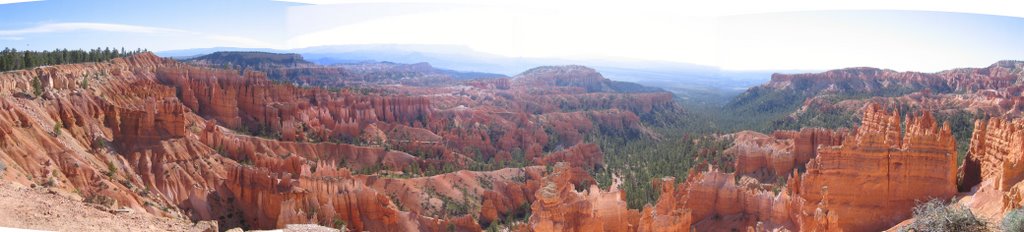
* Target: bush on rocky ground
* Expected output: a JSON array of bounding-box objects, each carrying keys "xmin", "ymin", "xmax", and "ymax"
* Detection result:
[
  {"xmin": 1003, "ymin": 208, "xmax": 1024, "ymax": 232},
  {"xmin": 899, "ymin": 199, "xmax": 989, "ymax": 232}
]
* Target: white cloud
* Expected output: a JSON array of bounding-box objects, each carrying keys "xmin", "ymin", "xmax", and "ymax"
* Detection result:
[
  {"xmin": 0, "ymin": 22, "xmax": 281, "ymax": 50},
  {"xmin": 206, "ymin": 35, "xmax": 279, "ymax": 49},
  {"xmin": 0, "ymin": 0, "xmax": 40, "ymax": 5},
  {"xmin": 0, "ymin": 22, "xmax": 185, "ymax": 36},
  {"xmin": 285, "ymin": 2, "xmax": 1024, "ymax": 71},
  {"xmin": 276, "ymin": 0, "xmax": 1024, "ymax": 18},
  {"xmin": 286, "ymin": 4, "xmax": 718, "ymax": 65}
]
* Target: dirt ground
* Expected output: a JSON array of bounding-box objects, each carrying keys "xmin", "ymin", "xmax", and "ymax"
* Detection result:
[{"xmin": 0, "ymin": 183, "xmax": 212, "ymax": 232}]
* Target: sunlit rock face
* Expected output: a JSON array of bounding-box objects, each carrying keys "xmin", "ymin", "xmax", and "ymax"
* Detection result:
[
  {"xmin": 0, "ymin": 53, "xmax": 229, "ymax": 218},
  {"xmin": 534, "ymin": 143, "xmax": 604, "ymax": 171},
  {"xmin": 222, "ymin": 165, "xmax": 461, "ymax": 231},
  {"xmin": 0, "ymin": 54, "xmax": 524, "ymax": 231},
  {"xmin": 638, "ymin": 176, "xmax": 692, "ymax": 232},
  {"xmin": 794, "ymin": 103, "xmax": 958, "ymax": 232},
  {"xmin": 633, "ymin": 103, "xmax": 958, "ymax": 232},
  {"xmin": 528, "ymin": 163, "xmax": 638, "ymax": 232},
  {"xmin": 955, "ymin": 117, "xmax": 1024, "ymax": 220},
  {"xmin": 0, "ymin": 52, "xmax": 692, "ymax": 232},
  {"xmin": 728, "ymin": 128, "xmax": 846, "ymax": 182},
  {"xmin": 964, "ymin": 118, "xmax": 1024, "ymax": 194},
  {"xmin": 765, "ymin": 61, "xmax": 1024, "ymax": 96},
  {"xmin": 154, "ymin": 63, "xmax": 432, "ymax": 141}
]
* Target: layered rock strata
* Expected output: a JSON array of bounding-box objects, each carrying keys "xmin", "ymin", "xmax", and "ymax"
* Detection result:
[
  {"xmin": 630, "ymin": 103, "xmax": 959, "ymax": 231},
  {"xmin": 528, "ymin": 163, "xmax": 638, "ymax": 232}
]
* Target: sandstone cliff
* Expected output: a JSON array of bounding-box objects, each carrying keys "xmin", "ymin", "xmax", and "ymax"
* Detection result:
[
  {"xmin": 528, "ymin": 163, "xmax": 638, "ymax": 232},
  {"xmin": 729, "ymin": 60, "xmax": 1024, "ymax": 130},
  {"xmin": 629, "ymin": 103, "xmax": 959, "ymax": 231},
  {"xmin": 0, "ymin": 53, "xmax": 680, "ymax": 231},
  {"xmin": 0, "ymin": 54, "xmax": 460, "ymax": 231},
  {"xmin": 957, "ymin": 117, "xmax": 1024, "ymax": 220},
  {"xmin": 728, "ymin": 128, "xmax": 845, "ymax": 182},
  {"xmin": 794, "ymin": 103, "xmax": 958, "ymax": 231}
]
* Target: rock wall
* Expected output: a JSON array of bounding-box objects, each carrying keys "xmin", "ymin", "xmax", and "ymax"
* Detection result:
[
  {"xmin": 0, "ymin": 54, "xmax": 492, "ymax": 231},
  {"xmin": 638, "ymin": 177, "xmax": 693, "ymax": 232},
  {"xmin": 198, "ymin": 120, "xmax": 417, "ymax": 172},
  {"xmin": 223, "ymin": 165, "xmax": 482, "ymax": 231},
  {"xmin": 964, "ymin": 118, "xmax": 1024, "ymax": 193},
  {"xmin": 113, "ymin": 97, "xmax": 187, "ymax": 145},
  {"xmin": 154, "ymin": 64, "xmax": 432, "ymax": 140},
  {"xmin": 528, "ymin": 163, "xmax": 638, "ymax": 232},
  {"xmin": 729, "ymin": 128, "xmax": 845, "ymax": 182},
  {"xmin": 352, "ymin": 167, "xmax": 545, "ymax": 226},
  {"xmin": 766, "ymin": 61, "xmax": 1022, "ymax": 95},
  {"xmin": 535, "ymin": 143, "xmax": 604, "ymax": 171},
  {"xmin": 771, "ymin": 128, "xmax": 846, "ymax": 167},
  {"xmin": 0, "ymin": 53, "xmax": 229, "ymax": 220},
  {"xmin": 630, "ymin": 103, "xmax": 958, "ymax": 232},
  {"xmin": 794, "ymin": 103, "xmax": 958, "ymax": 231},
  {"xmin": 958, "ymin": 117, "xmax": 1024, "ymax": 217},
  {"xmin": 0, "ymin": 53, "xmax": 691, "ymax": 232}
]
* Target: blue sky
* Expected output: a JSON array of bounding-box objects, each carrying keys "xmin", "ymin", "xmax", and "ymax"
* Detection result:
[
  {"xmin": 0, "ymin": 0, "xmax": 295, "ymax": 49},
  {"xmin": 2, "ymin": 0, "xmax": 1024, "ymax": 72}
]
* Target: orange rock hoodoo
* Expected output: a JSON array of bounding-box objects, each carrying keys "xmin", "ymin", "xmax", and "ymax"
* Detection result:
[
  {"xmin": 794, "ymin": 103, "xmax": 958, "ymax": 231},
  {"xmin": 528, "ymin": 163, "xmax": 638, "ymax": 232},
  {"xmin": 223, "ymin": 165, "xmax": 486, "ymax": 231},
  {"xmin": 729, "ymin": 128, "xmax": 846, "ymax": 181},
  {"xmin": 638, "ymin": 103, "xmax": 959, "ymax": 231},
  {"xmin": 154, "ymin": 64, "xmax": 432, "ymax": 141},
  {"xmin": 638, "ymin": 177, "xmax": 692, "ymax": 232},
  {"xmin": 0, "ymin": 53, "xmax": 671, "ymax": 231},
  {"xmin": 958, "ymin": 117, "xmax": 1024, "ymax": 218},
  {"xmin": 534, "ymin": 143, "xmax": 605, "ymax": 170},
  {"xmin": 0, "ymin": 54, "xmax": 445, "ymax": 230}
]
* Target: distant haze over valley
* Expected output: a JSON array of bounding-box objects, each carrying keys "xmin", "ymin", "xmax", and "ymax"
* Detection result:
[{"xmin": 158, "ymin": 44, "xmax": 790, "ymax": 104}]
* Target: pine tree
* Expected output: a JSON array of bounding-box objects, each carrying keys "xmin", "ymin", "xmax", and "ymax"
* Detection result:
[
  {"xmin": 23, "ymin": 50, "xmax": 32, "ymax": 68},
  {"xmin": 31, "ymin": 76, "xmax": 43, "ymax": 97},
  {"xmin": 0, "ymin": 47, "xmax": 145, "ymax": 72}
]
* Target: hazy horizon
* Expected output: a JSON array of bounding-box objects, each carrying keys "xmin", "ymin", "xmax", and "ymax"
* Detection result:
[{"xmin": 3, "ymin": 0, "xmax": 1024, "ymax": 72}]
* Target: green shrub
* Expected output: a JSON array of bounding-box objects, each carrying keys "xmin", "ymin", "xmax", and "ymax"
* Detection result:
[
  {"xmin": 84, "ymin": 194, "xmax": 116, "ymax": 208},
  {"xmin": 53, "ymin": 121, "xmax": 62, "ymax": 136},
  {"xmin": 900, "ymin": 199, "xmax": 989, "ymax": 232},
  {"xmin": 105, "ymin": 161, "xmax": 117, "ymax": 178},
  {"xmin": 31, "ymin": 76, "xmax": 43, "ymax": 97},
  {"xmin": 333, "ymin": 218, "xmax": 347, "ymax": 231},
  {"xmin": 1003, "ymin": 208, "xmax": 1024, "ymax": 232}
]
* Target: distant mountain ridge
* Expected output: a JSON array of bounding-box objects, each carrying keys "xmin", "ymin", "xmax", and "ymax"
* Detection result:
[
  {"xmin": 721, "ymin": 60, "xmax": 1024, "ymax": 131},
  {"xmin": 735, "ymin": 60, "xmax": 1024, "ymax": 111},
  {"xmin": 181, "ymin": 51, "xmax": 508, "ymax": 87},
  {"xmin": 158, "ymin": 44, "xmax": 780, "ymax": 104}
]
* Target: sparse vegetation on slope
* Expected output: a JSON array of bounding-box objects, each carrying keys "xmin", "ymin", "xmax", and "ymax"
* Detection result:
[
  {"xmin": 1003, "ymin": 208, "xmax": 1024, "ymax": 232},
  {"xmin": 899, "ymin": 199, "xmax": 990, "ymax": 232}
]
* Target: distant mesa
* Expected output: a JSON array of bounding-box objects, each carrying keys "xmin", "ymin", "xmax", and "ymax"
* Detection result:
[
  {"xmin": 186, "ymin": 51, "xmax": 313, "ymax": 68},
  {"xmin": 513, "ymin": 65, "xmax": 666, "ymax": 93}
]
